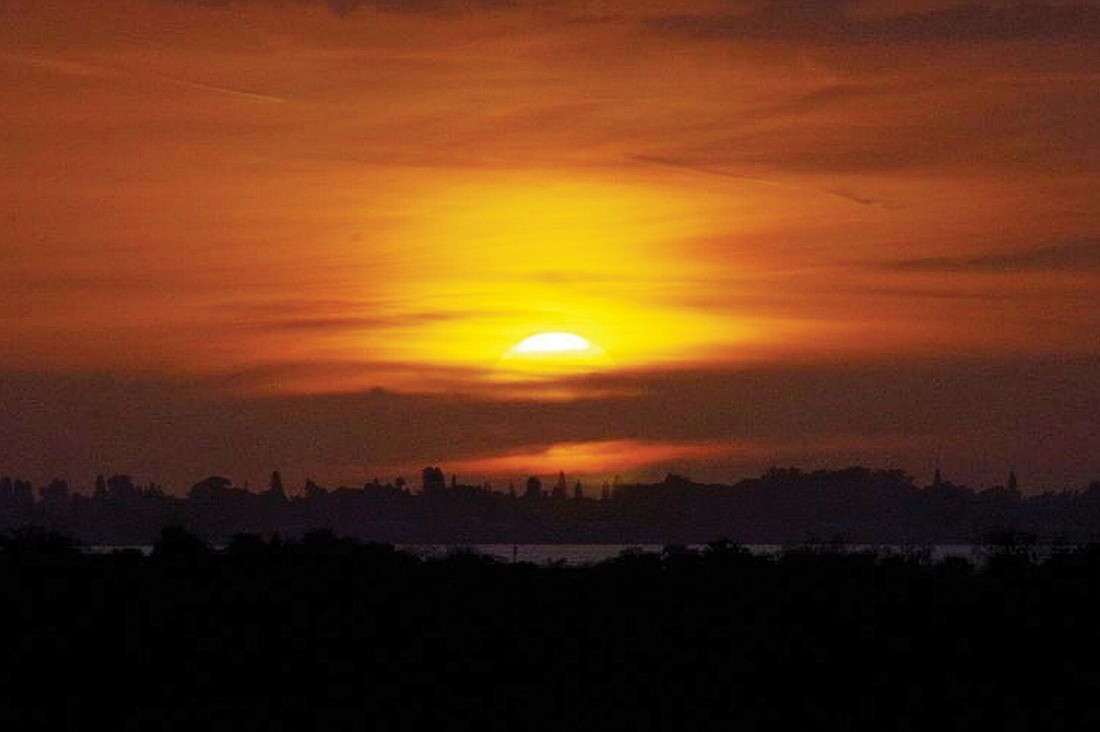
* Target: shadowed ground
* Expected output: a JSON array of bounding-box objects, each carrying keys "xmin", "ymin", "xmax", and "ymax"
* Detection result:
[{"xmin": 1, "ymin": 529, "xmax": 1098, "ymax": 730}]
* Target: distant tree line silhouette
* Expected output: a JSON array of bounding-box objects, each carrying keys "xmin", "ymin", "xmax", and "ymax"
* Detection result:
[{"xmin": 2, "ymin": 465, "xmax": 1100, "ymax": 545}]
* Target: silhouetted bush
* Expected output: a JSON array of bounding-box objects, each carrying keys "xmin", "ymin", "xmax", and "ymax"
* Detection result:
[
  {"xmin": 1, "ymin": 530, "xmax": 1099, "ymax": 729},
  {"xmin": 151, "ymin": 524, "xmax": 209, "ymax": 558},
  {"xmin": 0, "ymin": 526, "xmax": 80, "ymax": 559}
]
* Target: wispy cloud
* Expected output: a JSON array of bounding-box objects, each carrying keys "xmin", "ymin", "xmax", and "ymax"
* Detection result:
[
  {"xmin": 237, "ymin": 312, "xmax": 480, "ymax": 332},
  {"xmin": 440, "ymin": 438, "xmax": 735, "ymax": 479},
  {"xmin": 884, "ymin": 238, "xmax": 1100, "ymax": 273},
  {"xmin": 200, "ymin": 358, "xmax": 497, "ymax": 396},
  {"xmin": 632, "ymin": 154, "xmax": 881, "ymax": 205},
  {"xmin": 206, "ymin": 299, "xmax": 509, "ymax": 332}
]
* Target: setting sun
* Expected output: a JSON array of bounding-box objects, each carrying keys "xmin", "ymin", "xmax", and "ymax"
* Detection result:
[
  {"xmin": 497, "ymin": 331, "xmax": 613, "ymax": 381},
  {"xmin": 511, "ymin": 332, "xmax": 596, "ymax": 355}
]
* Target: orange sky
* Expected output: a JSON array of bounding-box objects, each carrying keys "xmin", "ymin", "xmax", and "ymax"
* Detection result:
[{"xmin": 2, "ymin": 0, "xmax": 1100, "ymax": 492}]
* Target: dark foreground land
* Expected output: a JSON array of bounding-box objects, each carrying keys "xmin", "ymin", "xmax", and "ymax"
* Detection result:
[{"xmin": 2, "ymin": 529, "xmax": 1099, "ymax": 730}]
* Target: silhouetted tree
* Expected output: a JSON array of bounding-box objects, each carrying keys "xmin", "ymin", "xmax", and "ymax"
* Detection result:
[
  {"xmin": 524, "ymin": 475, "xmax": 542, "ymax": 501},
  {"xmin": 267, "ymin": 470, "xmax": 286, "ymax": 500},
  {"xmin": 422, "ymin": 466, "xmax": 446, "ymax": 494},
  {"xmin": 141, "ymin": 481, "xmax": 165, "ymax": 498},
  {"xmin": 303, "ymin": 479, "xmax": 327, "ymax": 500},
  {"xmin": 552, "ymin": 471, "xmax": 567, "ymax": 500},
  {"xmin": 189, "ymin": 475, "xmax": 233, "ymax": 500},
  {"xmin": 0, "ymin": 526, "xmax": 80, "ymax": 557},
  {"xmin": 152, "ymin": 525, "xmax": 209, "ymax": 558},
  {"xmin": 107, "ymin": 474, "xmax": 138, "ymax": 500}
]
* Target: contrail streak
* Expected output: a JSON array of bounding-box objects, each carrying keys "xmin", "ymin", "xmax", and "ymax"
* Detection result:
[
  {"xmin": 632, "ymin": 154, "xmax": 881, "ymax": 207},
  {"xmin": 0, "ymin": 52, "xmax": 287, "ymax": 103}
]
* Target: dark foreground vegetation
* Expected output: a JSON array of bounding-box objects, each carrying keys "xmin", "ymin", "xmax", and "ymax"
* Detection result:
[{"xmin": 2, "ymin": 528, "xmax": 1099, "ymax": 729}]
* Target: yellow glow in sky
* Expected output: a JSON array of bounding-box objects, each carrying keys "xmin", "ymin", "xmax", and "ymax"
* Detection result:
[{"xmin": 312, "ymin": 172, "xmax": 764, "ymax": 392}]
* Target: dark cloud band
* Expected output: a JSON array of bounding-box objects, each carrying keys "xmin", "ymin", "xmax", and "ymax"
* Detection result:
[
  {"xmin": 162, "ymin": 0, "xmax": 520, "ymax": 15},
  {"xmin": 650, "ymin": 3, "xmax": 1100, "ymax": 44}
]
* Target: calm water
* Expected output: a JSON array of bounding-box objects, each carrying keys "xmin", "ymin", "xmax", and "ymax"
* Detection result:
[
  {"xmin": 85, "ymin": 543, "xmax": 989, "ymax": 565},
  {"xmin": 399, "ymin": 543, "xmax": 985, "ymax": 566}
]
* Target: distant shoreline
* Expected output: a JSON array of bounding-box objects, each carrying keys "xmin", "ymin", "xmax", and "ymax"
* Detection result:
[
  {"xmin": 79, "ymin": 541, "xmax": 997, "ymax": 565},
  {"xmin": 6, "ymin": 466, "xmax": 1100, "ymax": 545}
]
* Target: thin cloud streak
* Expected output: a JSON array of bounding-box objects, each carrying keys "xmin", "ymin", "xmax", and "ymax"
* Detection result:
[
  {"xmin": 631, "ymin": 154, "xmax": 881, "ymax": 206},
  {"xmin": 0, "ymin": 52, "xmax": 287, "ymax": 103},
  {"xmin": 885, "ymin": 238, "xmax": 1100, "ymax": 273}
]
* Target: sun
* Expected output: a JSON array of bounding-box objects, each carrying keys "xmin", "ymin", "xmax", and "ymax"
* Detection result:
[
  {"xmin": 511, "ymin": 332, "xmax": 596, "ymax": 355},
  {"xmin": 497, "ymin": 331, "xmax": 612, "ymax": 379}
]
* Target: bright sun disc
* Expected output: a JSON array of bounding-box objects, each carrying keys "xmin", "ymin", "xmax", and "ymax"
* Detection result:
[
  {"xmin": 497, "ymin": 331, "xmax": 613, "ymax": 384},
  {"xmin": 511, "ymin": 332, "xmax": 594, "ymax": 354}
]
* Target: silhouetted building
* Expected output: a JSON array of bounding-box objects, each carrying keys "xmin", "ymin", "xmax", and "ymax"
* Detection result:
[{"xmin": 40, "ymin": 478, "xmax": 70, "ymax": 504}]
